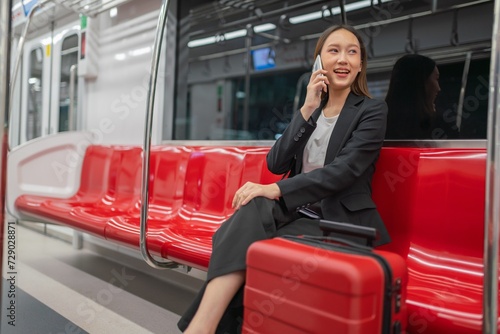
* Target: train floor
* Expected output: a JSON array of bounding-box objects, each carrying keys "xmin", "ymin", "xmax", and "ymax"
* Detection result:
[{"xmin": 1, "ymin": 222, "xmax": 205, "ymax": 334}]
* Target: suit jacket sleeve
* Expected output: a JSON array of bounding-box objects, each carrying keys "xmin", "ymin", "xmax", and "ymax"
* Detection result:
[
  {"xmin": 266, "ymin": 108, "xmax": 317, "ymax": 175},
  {"xmin": 269, "ymin": 97, "xmax": 387, "ymax": 212}
]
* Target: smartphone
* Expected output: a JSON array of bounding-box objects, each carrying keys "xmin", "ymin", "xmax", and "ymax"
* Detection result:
[{"xmin": 312, "ymin": 54, "xmax": 323, "ymax": 72}]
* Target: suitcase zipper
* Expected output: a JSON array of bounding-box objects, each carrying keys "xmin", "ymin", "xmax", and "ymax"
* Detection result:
[
  {"xmin": 337, "ymin": 247, "xmax": 402, "ymax": 334},
  {"xmin": 361, "ymin": 250, "xmax": 396, "ymax": 334},
  {"xmin": 330, "ymin": 245, "xmax": 395, "ymax": 334}
]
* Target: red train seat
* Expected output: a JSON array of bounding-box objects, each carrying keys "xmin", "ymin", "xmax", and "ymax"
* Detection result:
[
  {"xmin": 159, "ymin": 146, "xmax": 281, "ymax": 269},
  {"xmin": 14, "ymin": 146, "xmax": 143, "ymax": 237},
  {"xmin": 102, "ymin": 145, "xmax": 279, "ymax": 270},
  {"xmin": 371, "ymin": 147, "xmax": 486, "ymax": 334},
  {"xmin": 69, "ymin": 146, "xmax": 143, "ymax": 230},
  {"xmin": 105, "ymin": 145, "xmax": 193, "ymax": 258}
]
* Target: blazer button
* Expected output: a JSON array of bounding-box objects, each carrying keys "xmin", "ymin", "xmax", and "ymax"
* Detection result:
[
  {"xmin": 297, "ymin": 132, "xmax": 302, "ymax": 138},
  {"xmin": 293, "ymin": 136, "xmax": 299, "ymax": 141},
  {"xmin": 300, "ymin": 127, "xmax": 305, "ymax": 133}
]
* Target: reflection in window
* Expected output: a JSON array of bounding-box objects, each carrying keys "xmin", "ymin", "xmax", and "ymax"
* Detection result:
[
  {"xmin": 379, "ymin": 57, "xmax": 489, "ymax": 140},
  {"xmin": 26, "ymin": 47, "xmax": 43, "ymax": 141},
  {"xmin": 59, "ymin": 34, "xmax": 78, "ymax": 132},
  {"xmin": 430, "ymin": 57, "xmax": 489, "ymax": 140}
]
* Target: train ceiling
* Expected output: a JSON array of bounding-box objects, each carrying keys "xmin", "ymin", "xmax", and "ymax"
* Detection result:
[
  {"xmin": 186, "ymin": 0, "xmax": 492, "ymax": 41},
  {"xmin": 182, "ymin": 0, "xmax": 493, "ymax": 76},
  {"xmin": 184, "ymin": 0, "xmax": 493, "ymax": 60},
  {"xmin": 54, "ymin": 0, "xmax": 134, "ymax": 17},
  {"xmin": 15, "ymin": 0, "xmax": 134, "ymax": 18},
  {"xmin": 11, "ymin": 0, "xmax": 135, "ymax": 36}
]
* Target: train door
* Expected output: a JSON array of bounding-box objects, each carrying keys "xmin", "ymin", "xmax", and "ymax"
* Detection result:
[{"xmin": 19, "ymin": 22, "xmax": 80, "ymax": 144}]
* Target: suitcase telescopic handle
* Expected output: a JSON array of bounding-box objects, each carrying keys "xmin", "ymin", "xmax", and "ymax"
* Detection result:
[
  {"xmin": 294, "ymin": 235, "xmax": 374, "ymax": 251},
  {"xmin": 319, "ymin": 220, "xmax": 378, "ymax": 246}
]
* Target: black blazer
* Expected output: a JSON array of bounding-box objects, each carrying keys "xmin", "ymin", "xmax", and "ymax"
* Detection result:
[{"xmin": 267, "ymin": 92, "xmax": 390, "ymax": 246}]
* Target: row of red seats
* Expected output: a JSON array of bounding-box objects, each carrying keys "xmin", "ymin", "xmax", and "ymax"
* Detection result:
[
  {"xmin": 13, "ymin": 143, "xmax": 489, "ymax": 333},
  {"xmin": 14, "ymin": 144, "xmax": 281, "ymax": 270}
]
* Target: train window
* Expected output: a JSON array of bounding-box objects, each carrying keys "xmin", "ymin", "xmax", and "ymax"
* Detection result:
[
  {"xmin": 234, "ymin": 72, "xmax": 302, "ymax": 140},
  {"xmin": 58, "ymin": 34, "xmax": 79, "ymax": 132},
  {"xmin": 184, "ymin": 71, "xmax": 303, "ymax": 140},
  {"xmin": 26, "ymin": 47, "xmax": 43, "ymax": 141},
  {"xmin": 175, "ymin": 0, "xmax": 493, "ymax": 142}
]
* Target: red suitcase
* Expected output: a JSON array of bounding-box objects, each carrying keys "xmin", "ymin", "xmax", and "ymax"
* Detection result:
[{"xmin": 243, "ymin": 220, "xmax": 407, "ymax": 334}]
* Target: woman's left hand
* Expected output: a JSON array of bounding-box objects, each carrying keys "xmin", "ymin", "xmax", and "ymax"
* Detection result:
[{"xmin": 232, "ymin": 182, "xmax": 281, "ymax": 210}]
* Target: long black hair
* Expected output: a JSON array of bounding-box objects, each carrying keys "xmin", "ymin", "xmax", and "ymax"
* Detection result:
[{"xmin": 385, "ymin": 54, "xmax": 437, "ymax": 139}]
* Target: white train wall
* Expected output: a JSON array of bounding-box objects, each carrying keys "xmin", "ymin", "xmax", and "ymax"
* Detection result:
[{"xmin": 10, "ymin": 0, "xmax": 178, "ymax": 148}]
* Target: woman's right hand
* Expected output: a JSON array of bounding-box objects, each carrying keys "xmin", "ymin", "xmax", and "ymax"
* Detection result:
[
  {"xmin": 300, "ymin": 69, "xmax": 329, "ymax": 120},
  {"xmin": 232, "ymin": 182, "xmax": 281, "ymax": 210}
]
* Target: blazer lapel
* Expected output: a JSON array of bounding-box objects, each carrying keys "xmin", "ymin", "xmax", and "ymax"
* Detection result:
[
  {"xmin": 295, "ymin": 99, "xmax": 327, "ymax": 174},
  {"xmin": 324, "ymin": 93, "xmax": 365, "ymax": 164},
  {"xmin": 311, "ymin": 98, "xmax": 327, "ymax": 123}
]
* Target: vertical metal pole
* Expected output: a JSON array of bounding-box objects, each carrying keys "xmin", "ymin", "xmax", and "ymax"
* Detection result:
[
  {"xmin": 69, "ymin": 64, "xmax": 78, "ymax": 131},
  {"xmin": 140, "ymin": 0, "xmax": 177, "ymax": 269},
  {"xmin": 483, "ymin": 0, "xmax": 500, "ymax": 333},
  {"xmin": 243, "ymin": 24, "xmax": 252, "ymax": 132},
  {"xmin": 456, "ymin": 52, "xmax": 472, "ymax": 132},
  {"xmin": 431, "ymin": 0, "xmax": 438, "ymax": 13},
  {"xmin": 0, "ymin": 0, "xmax": 13, "ymax": 315},
  {"xmin": 339, "ymin": 0, "xmax": 347, "ymax": 25}
]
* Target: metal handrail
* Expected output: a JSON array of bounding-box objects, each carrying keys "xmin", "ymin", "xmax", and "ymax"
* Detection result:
[
  {"xmin": 139, "ymin": 0, "xmax": 177, "ymax": 269},
  {"xmin": 68, "ymin": 64, "xmax": 77, "ymax": 131},
  {"xmin": 483, "ymin": 0, "xmax": 500, "ymax": 332},
  {"xmin": 456, "ymin": 51, "xmax": 472, "ymax": 132}
]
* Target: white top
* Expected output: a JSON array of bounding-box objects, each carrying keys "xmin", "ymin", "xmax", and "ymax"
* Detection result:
[{"xmin": 302, "ymin": 111, "xmax": 339, "ymax": 173}]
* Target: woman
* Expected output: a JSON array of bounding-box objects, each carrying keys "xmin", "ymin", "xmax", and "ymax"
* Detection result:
[
  {"xmin": 178, "ymin": 24, "xmax": 390, "ymax": 334},
  {"xmin": 385, "ymin": 54, "xmax": 441, "ymax": 139}
]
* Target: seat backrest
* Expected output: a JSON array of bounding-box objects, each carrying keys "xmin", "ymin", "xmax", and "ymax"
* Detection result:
[
  {"xmin": 372, "ymin": 147, "xmax": 486, "ymax": 260},
  {"xmin": 241, "ymin": 147, "xmax": 282, "ymax": 185},
  {"xmin": 105, "ymin": 146, "xmax": 143, "ymax": 201},
  {"xmin": 182, "ymin": 147, "xmax": 245, "ymax": 217},
  {"xmin": 371, "ymin": 148, "xmax": 419, "ymax": 256},
  {"xmin": 148, "ymin": 145, "xmax": 192, "ymax": 208},
  {"xmin": 76, "ymin": 145, "xmax": 116, "ymax": 198}
]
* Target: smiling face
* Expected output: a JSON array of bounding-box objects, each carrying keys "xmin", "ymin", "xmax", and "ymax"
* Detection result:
[{"xmin": 319, "ymin": 28, "xmax": 363, "ymax": 93}]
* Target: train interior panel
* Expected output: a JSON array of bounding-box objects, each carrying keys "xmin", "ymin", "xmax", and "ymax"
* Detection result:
[{"xmin": 1, "ymin": 0, "xmax": 499, "ymax": 333}]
